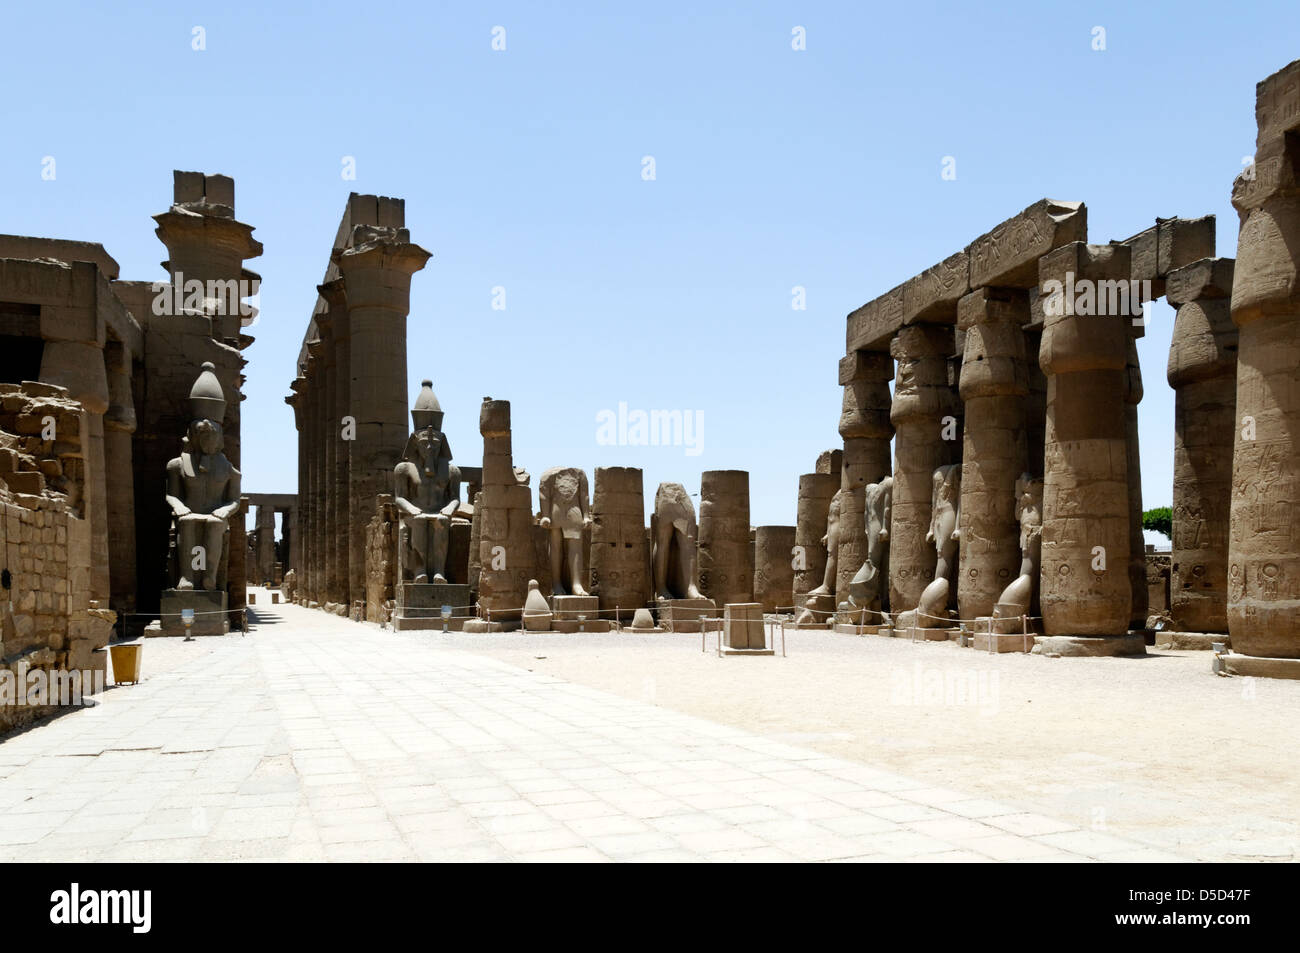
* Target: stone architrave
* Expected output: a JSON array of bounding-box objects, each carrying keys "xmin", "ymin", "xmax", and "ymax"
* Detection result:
[
  {"xmin": 697, "ymin": 470, "xmax": 753, "ymax": 606},
  {"xmin": 956, "ymin": 287, "xmax": 1029, "ymax": 621},
  {"xmin": 1226, "ymin": 59, "xmax": 1300, "ymax": 661},
  {"xmin": 1166, "ymin": 258, "xmax": 1237, "ymax": 636},
  {"xmin": 1036, "ymin": 243, "xmax": 1141, "ymax": 653},
  {"xmin": 888, "ymin": 325, "xmax": 959, "ymax": 613},
  {"xmin": 539, "ymin": 467, "xmax": 592, "ymax": 596},
  {"xmin": 589, "ymin": 467, "xmax": 648, "ymax": 620}
]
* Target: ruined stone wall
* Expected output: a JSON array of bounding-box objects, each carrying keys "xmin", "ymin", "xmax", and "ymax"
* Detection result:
[{"xmin": 0, "ymin": 382, "xmax": 110, "ymax": 734}]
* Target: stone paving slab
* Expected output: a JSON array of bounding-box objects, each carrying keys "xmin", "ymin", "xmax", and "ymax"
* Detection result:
[{"xmin": 0, "ymin": 601, "xmax": 1191, "ymax": 863}]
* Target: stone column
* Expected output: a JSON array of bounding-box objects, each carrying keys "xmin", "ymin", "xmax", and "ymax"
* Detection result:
[
  {"xmin": 1227, "ymin": 60, "xmax": 1300, "ymax": 660},
  {"xmin": 888, "ymin": 325, "xmax": 959, "ymax": 612},
  {"xmin": 1166, "ymin": 258, "xmax": 1236, "ymax": 635},
  {"xmin": 589, "ymin": 466, "xmax": 649, "ymax": 621},
  {"xmin": 1024, "ymin": 328, "xmax": 1048, "ymax": 477},
  {"xmin": 956, "ymin": 288, "xmax": 1029, "ymax": 621},
  {"xmin": 698, "ymin": 470, "xmax": 753, "ymax": 607},
  {"xmin": 153, "ymin": 172, "xmax": 261, "ymax": 345},
  {"xmin": 317, "ymin": 314, "xmax": 339, "ymax": 606},
  {"xmin": 286, "ymin": 380, "xmax": 307, "ymax": 601},
  {"xmin": 103, "ymin": 341, "xmax": 137, "ymax": 614},
  {"xmin": 754, "ymin": 525, "xmax": 796, "ymax": 612},
  {"xmin": 794, "ymin": 471, "xmax": 838, "ymax": 596},
  {"xmin": 1124, "ymin": 335, "xmax": 1148, "ymax": 630},
  {"xmin": 1037, "ymin": 243, "xmax": 1137, "ymax": 649},
  {"xmin": 255, "ymin": 504, "xmax": 276, "ymax": 585},
  {"xmin": 306, "ymin": 347, "xmax": 324, "ymax": 604},
  {"xmin": 336, "ymin": 231, "xmax": 430, "ymax": 617},
  {"xmin": 476, "ymin": 398, "xmax": 536, "ymax": 623},
  {"xmin": 837, "ymin": 350, "xmax": 893, "ymax": 598},
  {"xmin": 319, "ymin": 279, "xmax": 354, "ymax": 609}
]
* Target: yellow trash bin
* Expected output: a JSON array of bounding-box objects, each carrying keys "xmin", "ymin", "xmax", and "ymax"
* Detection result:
[{"xmin": 109, "ymin": 641, "xmax": 143, "ymax": 685}]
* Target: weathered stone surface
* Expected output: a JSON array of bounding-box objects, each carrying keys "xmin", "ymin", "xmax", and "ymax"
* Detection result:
[
  {"xmin": 888, "ymin": 325, "xmax": 959, "ymax": 612},
  {"xmin": 1228, "ymin": 63, "xmax": 1300, "ymax": 660},
  {"xmin": 698, "ymin": 470, "xmax": 753, "ymax": 607},
  {"xmin": 1037, "ymin": 243, "xmax": 1133, "ymax": 639},
  {"xmin": 1167, "ymin": 258, "xmax": 1236, "ymax": 635},
  {"xmin": 793, "ymin": 472, "xmax": 838, "ymax": 595},
  {"xmin": 475, "ymin": 398, "xmax": 536, "ymax": 625},
  {"xmin": 837, "ymin": 351, "xmax": 893, "ymax": 599},
  {"xmin": 589, "ymin": 467, "xmax": 649, "ymax": 620},
  {"xmin": 968, "ymin": 200, "xmax": 1087, "ymax": 290},
  {"xmin": 956, "ymin": 288, "xmax": 1030, "ymax": 620},
  {"xmin": 753, "ymin": 525, "xmax": 795, "ymax": 612}
]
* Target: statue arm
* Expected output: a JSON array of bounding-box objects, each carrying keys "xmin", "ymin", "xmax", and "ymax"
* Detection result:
[
  {"xmin": 580, "ymin": 471, "xmax": 592, "ymax": 524},
  {"xmin": 393, "ymin": 465, "xmax": 422, "ymax": 517},
  {"xmin": 165, "ymin": 460, "xmax": 190, "ymax": 518},
  {"xmin": 211, "ymin": 465, "xmax": 242, "ymax": 521}
]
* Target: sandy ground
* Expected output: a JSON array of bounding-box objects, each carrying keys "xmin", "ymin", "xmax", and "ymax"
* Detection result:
[{"xmin": 434, "ymin": 623, "xmax": 1300, "ymax": 862}]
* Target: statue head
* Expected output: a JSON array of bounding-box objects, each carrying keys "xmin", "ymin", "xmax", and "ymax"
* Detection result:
[
  {"xmin": 411, "ymin": 379, "xmax": 444, "ymax": 432},
  {"xmin": 189, "ymin": 361, "xmax": 227, "ymax": 423},
  {"xmin": 1014, "ymin": 472, "xmax": 1044, "ymax": 527},
  {"xmin": 189, "ymin": 417, "xmax": 224, "ymax": 455}
]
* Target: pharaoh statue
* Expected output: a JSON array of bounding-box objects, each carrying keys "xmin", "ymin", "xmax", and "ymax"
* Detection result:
[
  {"xmin": 652, "ymin": 482, "xmax": 704, "ymax": 600},
  {"xmin": 808, "ymin": 489, "xmax": 843, "ymax": 597},
  {"xmin": 916, "ymin": 464, "xmax": 961, "ymax": 625},
  {"xmin": 992, "ymin": 473, "xmax": 1044, "ymax": 629},
  {"xmin": 394, "ymin": 380, "xmax": 461, "ymax": 584},
  {"xmin": 165, "ymin": 363, "xmax": 242, "ymax": 591},
  {"xmin": 539, "ymin": 467, "xmax": 592, "ymax": 596},
  {"xmin": 844, "ymin": 476, "xmax": 892, "ymax": 613}
]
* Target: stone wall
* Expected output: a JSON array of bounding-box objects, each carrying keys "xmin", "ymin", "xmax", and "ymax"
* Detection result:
[{"xmin": 0, "ymin": 382, "xmax": 111, "ymax": 734}]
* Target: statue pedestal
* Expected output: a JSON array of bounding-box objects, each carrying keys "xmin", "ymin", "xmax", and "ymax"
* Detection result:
[
  {"xmin": 551, "ymin": 595, "xmax": 609, "ymax": 632},
  {"xmin": 395, "ymin": 582, "xmax": 472, "ymax": 631},
  {"xmin": 722, "ymin": 602, "xmax": 772, "ymax": 654},
  {"xmin": 157, "ymin": 589, "xmax": 228, "ymax": 637},
  {"xmin": 655, "ymin": 597, "xmax": 715, "ymax": 632}
]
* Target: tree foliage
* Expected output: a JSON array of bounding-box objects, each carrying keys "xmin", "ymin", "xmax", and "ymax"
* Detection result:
[{"xmin": 1142, "ymin": 506, "xmax": 1172, "ymax": 540}]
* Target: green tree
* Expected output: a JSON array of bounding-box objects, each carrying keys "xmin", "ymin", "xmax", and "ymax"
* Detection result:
[{"xmin": 1143, "ymin": 506, "xmax": 1172, "ymax": 540}]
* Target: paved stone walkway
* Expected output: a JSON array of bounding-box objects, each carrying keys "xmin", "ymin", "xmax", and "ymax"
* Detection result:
[{"xmin": 0, "ymin": 599, "xmax": 1190, "ymax": 862}]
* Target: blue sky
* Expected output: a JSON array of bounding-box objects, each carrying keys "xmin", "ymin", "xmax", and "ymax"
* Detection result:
[{"xmin": 3, "ymin": 1, "xmax": 1295, "ymax": 541}]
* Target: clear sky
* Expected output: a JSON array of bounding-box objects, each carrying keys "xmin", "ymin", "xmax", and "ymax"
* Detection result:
[{"xmin": 3, "ymin": 1, "xmax": 1296, "ymax": 543}]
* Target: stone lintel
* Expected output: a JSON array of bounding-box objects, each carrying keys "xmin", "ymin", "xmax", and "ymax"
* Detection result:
[
  {"xmin": 968, "ymin": 199, "xmax": 1087, "ymax": 290},
  {"xmin": 1165, "ymin": 257, "xmax": 1236, "ymax": 307},
  {"xmin": 838, "ymin": 348, "xmax": 894, "ymax": 385},
  {"xmin": 1115, "ymin": 216, "xmax": 1216, "ymax": 298},
  {"xmin": 847, "ymin": 199, "xmax": 1084, "ymax": 352}
]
